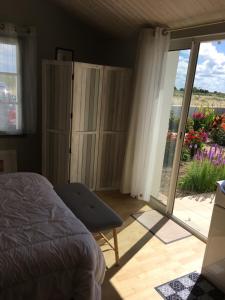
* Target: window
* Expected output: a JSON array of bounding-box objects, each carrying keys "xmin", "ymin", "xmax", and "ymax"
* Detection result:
[{"xmin": 0, "ymin": 37, "xmax": 22, "ymax": 134}]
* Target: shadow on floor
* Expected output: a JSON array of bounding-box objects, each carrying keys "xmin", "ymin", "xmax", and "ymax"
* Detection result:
[{"xmin": 97, "ymin": 191, "xmax": 169, "ymax": 299}]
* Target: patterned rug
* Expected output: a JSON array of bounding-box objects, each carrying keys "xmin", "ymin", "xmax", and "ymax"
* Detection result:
[{"xmin": 155, "ymin": 272, "xmax": 225, "ymax": 300}]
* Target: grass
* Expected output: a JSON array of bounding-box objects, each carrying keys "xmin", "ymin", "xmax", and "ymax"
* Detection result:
[
  {"xmin": 172, "ymin": 93, "xmax": 225, "ymax": 107},
  {"xmin": 178, "ymin": 159, "xmax": 225, "ymax": 193}
]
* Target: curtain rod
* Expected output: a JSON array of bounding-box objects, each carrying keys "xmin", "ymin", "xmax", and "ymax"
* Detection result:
[{"xmin": 163, "ymin": 20, "xmax": 225, "ymax": 34}]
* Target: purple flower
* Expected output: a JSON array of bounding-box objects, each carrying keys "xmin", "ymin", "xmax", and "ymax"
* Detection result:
[
  {"xmin": 195, "ymin": 150, "xmax": 200, "ymax": 160},
  {"xmin": 193, "ymin": 143, "xmax": 225, "ymax": 166}
]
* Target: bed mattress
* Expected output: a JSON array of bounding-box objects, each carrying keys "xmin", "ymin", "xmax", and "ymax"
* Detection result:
[{"xmin": 0, "ymin": 172, "xmax": 105, "ymax": 300}]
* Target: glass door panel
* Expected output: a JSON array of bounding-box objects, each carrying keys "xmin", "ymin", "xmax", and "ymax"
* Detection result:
[
  {"xmin": 157, "ymin": 49, "xmax": 191, "ymax": 205},
  {"xmin": 173, "ymin": 39, "xmax": 225, "ymax": 237}
]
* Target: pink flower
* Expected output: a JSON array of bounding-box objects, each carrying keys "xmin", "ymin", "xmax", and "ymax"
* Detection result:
[{"xmin": 193, "ymin": 112, "xmax": 205, "ymax": 120}]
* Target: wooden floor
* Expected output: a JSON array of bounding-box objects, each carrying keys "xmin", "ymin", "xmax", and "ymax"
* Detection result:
[{"xmin": 96, "ymin": 191, "xmax": 206, "ymax": 300}]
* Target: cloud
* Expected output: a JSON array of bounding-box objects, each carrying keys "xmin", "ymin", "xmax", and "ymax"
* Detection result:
[
  {"xmin": 175, "ymin": 41, "xmax": 225, "ymax": 93},
  {"xmin": 199, "ymin": 42, "xmax": 225, "ymax": 65},
  {"xmin": 175, "ymin": 50, "xmax": 190, "ymax": 89}
]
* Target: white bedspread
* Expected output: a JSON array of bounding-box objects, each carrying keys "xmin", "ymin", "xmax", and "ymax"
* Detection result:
[{"xmin": 0, "ymin": 173, "xmax": 105, "ymax": 300}]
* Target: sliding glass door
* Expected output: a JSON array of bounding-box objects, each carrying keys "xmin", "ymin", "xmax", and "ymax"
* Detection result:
[
  {"xmin": 158, "ymin": 49, "xmax": 191, "ymax": 205},
  {"xmin": 155, "ymin": 36, "xmax": 225, "ymax": 239},
  {"xmin": 173, "ymin": 39, "xmax": 225, "ymax": 237}
]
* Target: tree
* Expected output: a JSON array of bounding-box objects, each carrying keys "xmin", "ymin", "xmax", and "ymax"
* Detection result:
[{"xmin": 192, "ymin": 87, "xmax": 209, "ymax": 94}]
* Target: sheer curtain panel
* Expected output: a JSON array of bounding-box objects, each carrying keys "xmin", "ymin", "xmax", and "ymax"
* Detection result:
[{"xmin": 121, "ymin": 27, "xmax": 170, "ymax": 201}]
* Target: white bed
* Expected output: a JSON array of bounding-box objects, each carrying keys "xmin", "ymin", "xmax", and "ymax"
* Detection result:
[{"xmin": 0, "ymin": 172, "xmax": 105, "ymax": 300}]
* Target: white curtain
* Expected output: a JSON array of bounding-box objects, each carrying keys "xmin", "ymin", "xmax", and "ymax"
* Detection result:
[
  {"xmin": 0, "ymin": 23, "xmax": 37, "ymax": 134},
  {"xmin": 20, "ymin": 30, "xmax": 37, "ymax": 134},
  {"xmin": 121, "ymin": 27, "xmax": 171, "ymax": 201}
]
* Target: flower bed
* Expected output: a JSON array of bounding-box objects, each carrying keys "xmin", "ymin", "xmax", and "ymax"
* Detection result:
[
  {"xmin": 179, "ymin": 109, "xmax": 225, "ymax": 162},
  {"xmin": 167, "ymin": 107, "xmax": 225, "ymax": 194},
  {"xmin": 178, "ymin": 145, "xmax": 225, "ymax": 193}
]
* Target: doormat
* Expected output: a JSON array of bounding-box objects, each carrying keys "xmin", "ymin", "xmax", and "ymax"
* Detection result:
[
  {"xmin": 155, "ymin": 271, "xmax": 225, "ymax": 300},
  {"xmin": 132, "ymin": 210, "xmax": 191, "ymax": 244}
]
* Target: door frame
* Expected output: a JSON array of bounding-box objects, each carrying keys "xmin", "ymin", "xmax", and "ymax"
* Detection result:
[
  {"xmin": 166, "ymin": 39, "xmax": 200, "ymax": 215},
  {"xmin": 152, "ymin": 33, "xmax": 225, "ymax": 241}
]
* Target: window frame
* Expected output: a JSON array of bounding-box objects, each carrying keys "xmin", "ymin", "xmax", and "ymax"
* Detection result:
[{"xmin": 0, "ymin": 36, "xmax": 23, "ymax": 136}]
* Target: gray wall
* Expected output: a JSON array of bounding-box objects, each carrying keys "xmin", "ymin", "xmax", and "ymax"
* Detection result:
[
  {"xmin": 3, "ymin": 1, "xmax": 223, "ymax": 173},
  {"xmin": 0, "ymin": 0, "xmax": 106, "ymax": 172},
  {"xmin": 171, "ymin": 22, "xmax": 225, "ymax": 40},
  {"xmin": 96, "ymin": 36, "xmax": 138, "ymax": 68},
  {"xmin": 98, "ymin": 21, "xmax": 225, "ymax": 68}
]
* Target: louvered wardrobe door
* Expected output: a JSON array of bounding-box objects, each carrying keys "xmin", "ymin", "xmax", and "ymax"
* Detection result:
[
  {"xmin": 97, "ymin": 66, "xmax": 132, "ymax": 190},
  {"xmin": 42, "ymin": 61, "xmax": 73, "ymax": 186},
  {"xmin": 70, "ymin": 63, "xmax": 103, "ymax": 190}
]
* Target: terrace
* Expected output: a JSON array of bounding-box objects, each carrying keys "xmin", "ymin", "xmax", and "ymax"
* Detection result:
[{"xmin": 160, "ymin": 96, "xmax": 225, "ymax": 237}]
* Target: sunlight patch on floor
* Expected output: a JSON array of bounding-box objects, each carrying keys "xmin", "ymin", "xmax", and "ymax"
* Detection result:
[
  {"xmin": 97, "ymin": 192, "xmax": 206, "ymax": 299},
  {"xmin": 173, "ymin": 193, "xmax": 215, "ymax": 237}
]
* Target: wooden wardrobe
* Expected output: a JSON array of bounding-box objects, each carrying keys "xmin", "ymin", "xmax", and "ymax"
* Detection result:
[{"xmin": 42, "ymin": 61, "xmax": 132, "ymax": 190}]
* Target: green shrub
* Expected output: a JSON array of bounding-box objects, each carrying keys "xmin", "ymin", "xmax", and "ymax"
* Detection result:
[
  {"xmin": 203, "ymin": 108, "xmax": 216, "ymax": 131},
  {"xmin": 181, "ymin": 146, "xmax": 191, "ymax": 162},
  {"xmin": 169, "ymin": 111, "xmax": 180, "ymax": 132},
  {"xmin": 185, "ymin": 118, "xmax": 194, "ymax": 132},
  {"xmin": 211, "ymin": 127, "xmax": 225, "ymax": 146},
  {"xmin": 178, "ymin": 159, "xmax": 225, "ymax": 193}
]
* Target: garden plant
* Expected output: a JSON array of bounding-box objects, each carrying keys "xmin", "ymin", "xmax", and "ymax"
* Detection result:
[
  {"xmin": 166, "ymin": 107, "xmax": 225, "ymax": 194},
  {"xmin": 179, "ymin": 145, "xmax": 225, "ymax": 193}
]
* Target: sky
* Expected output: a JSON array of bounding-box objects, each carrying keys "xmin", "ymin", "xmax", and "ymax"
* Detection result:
[
  {"xmin": 1, "ymin": 39, "xmax": 225, "ymax": 93},
  {"xmin": 0, "ymin": 43, "xmax": 17, "ymax": 74},
  {"xmin": 175, "ymin": 40, "xmax": 225, "ymax": 93}
]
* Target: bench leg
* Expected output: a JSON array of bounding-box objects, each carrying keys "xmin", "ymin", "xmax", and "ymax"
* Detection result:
[{"xmin": 113, "ymin": 228, "xmax": 119, "ymax": 266}]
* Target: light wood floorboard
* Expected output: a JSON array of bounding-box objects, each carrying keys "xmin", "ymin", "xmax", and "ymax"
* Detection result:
[{"xmin": 96, "ymin": 191, "xmax": 206, "ymax": 300}]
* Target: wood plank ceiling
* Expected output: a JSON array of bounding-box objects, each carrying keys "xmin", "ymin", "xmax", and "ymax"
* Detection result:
[{"xmin": 52, "ymin": 0, "xmax": 225, "ymax": 37}]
